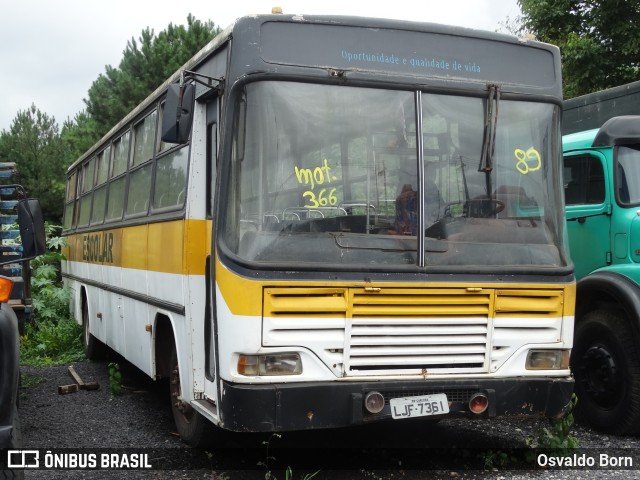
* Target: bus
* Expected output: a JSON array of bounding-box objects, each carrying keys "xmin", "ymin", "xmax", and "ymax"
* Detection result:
[{"xmin": 61, "ymin": 13, "xmax": 574, "ymax": 446}]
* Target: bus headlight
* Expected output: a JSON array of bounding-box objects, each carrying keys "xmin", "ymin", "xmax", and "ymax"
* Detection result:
[
  {"xmin": 237, "ymin": 353, "xmax": 302, "ymax": 376},
  {"xmin": 526, "ymin": 350, "xmax": 570, "ymax": 370}
]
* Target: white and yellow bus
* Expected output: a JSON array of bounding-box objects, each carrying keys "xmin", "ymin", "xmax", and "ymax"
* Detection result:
[{"xmin": 62, "ymin": 14, "xmax": 575, "ymax": 446}]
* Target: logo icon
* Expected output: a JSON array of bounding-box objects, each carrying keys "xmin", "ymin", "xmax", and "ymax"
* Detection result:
[{"xmin": 7, "ymin": 450, "xmax": 39, "ymax": 468}]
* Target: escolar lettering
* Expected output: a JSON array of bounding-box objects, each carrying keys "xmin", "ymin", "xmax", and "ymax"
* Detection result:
[{"xmin": 82, "ymin": 233, "xmax": 114, "ymax": 263}]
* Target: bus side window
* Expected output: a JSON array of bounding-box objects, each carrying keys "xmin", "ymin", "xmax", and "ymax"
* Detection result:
[
  {"xmin": 77, "ymin": 158, "xmax": 96, "ymax": 227},
  {"xmin": 126, "ymin": 164, "xmax": 152, "ymax": 216},
  {"xmin": 133, "ymin": 111, "xmax": 157, "ymax": 167},
  {"xmin": 153, "ymin": 147, "xmax": 188, "ymax": 210},
  {"xmin": 63, "ymin": 171, "xmax": 78, "ymax": 230},
  {"xmin": 106, "ymin": 131, "xmax": 130, "ymax": 223},
  {"xmin": 91, "ymin": 146, "xmax": 111, "ymax": 225}
]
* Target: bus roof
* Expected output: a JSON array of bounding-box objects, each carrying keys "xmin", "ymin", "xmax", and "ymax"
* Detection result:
[{"xmin": 68, "ymin": 13, "xmax": 560, "ymax": 173}]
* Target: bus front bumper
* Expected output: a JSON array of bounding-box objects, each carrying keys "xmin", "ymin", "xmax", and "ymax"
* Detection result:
[{"xmin": 218, "ymin": 377, "xmax": 574, "ymax": 432}]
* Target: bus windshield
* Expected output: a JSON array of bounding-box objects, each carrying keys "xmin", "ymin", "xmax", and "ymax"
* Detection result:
[{"xmin": 222, "ymin": 81, "xmax": 565, "ymax": 270}]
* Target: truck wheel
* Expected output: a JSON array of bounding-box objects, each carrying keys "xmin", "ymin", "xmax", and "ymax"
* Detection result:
[
  {"xmin": 169, "ymin": 343, "xmax": 214, "ymax": 447},
  {"xmin": 82, "ymin": 297, "xmax": 105, "ymax": 360},
  {"xmin": 571, "ymin": 309, "xmax": 640, "ymax": 434},
  {"xmin": 1, "ymin": 404, "xmax": 25, "ymax": 479}
]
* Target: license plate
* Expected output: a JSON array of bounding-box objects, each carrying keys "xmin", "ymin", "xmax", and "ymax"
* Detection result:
[{"xmin": 389, "ymin": 393, "xmax": 449, "ymax": 419}]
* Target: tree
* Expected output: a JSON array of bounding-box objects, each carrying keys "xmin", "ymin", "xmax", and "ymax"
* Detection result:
[
  {"xmin": 518, "ymin": 0, "xmax": 640, "ymax": 98},
  {"xmin": 0, "ymin": 105, "xmax": 66, "ymax": 221},
  {"xmin": 85, "ymin": 14, "xmax": 220, "ymax": 136},
  {"xmin": 61, "ymin": 111, "xmax": 100, "ymax": 165}
]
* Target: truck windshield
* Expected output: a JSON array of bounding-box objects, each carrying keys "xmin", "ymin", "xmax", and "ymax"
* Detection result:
[
  {"xmin": 221, "ymin": 81, "xmax": 566, "ymax": 270},
  {"xmin": 616, "ymin": 145, "xmax": 640, "ymax": 205}
]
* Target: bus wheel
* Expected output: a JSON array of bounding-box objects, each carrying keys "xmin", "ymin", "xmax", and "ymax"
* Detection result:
[
  {"xmin": 571, "ymin": 309, "xmax": 640, "ymax": 435},
  {"xmin": 169, "ymin": 344, "xmax": 213, "ymax": 446},
  {"xmin": 82, "ymin": 297, "xmax": 104, "ymax": 360}
]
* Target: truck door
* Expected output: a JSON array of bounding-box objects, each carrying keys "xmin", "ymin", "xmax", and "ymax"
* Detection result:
[{"xmin": 563, "ymin": 151, "xmax": 610, "ymax": 280}]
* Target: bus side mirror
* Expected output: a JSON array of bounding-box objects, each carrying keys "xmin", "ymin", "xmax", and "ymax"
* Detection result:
[
  {"xmin": 161, "ymin": 83, "xmax": 196, "ymax": 144},
  {"xmin": 17, "ymin": 198, "xmax": 46, "ymax": 260}
]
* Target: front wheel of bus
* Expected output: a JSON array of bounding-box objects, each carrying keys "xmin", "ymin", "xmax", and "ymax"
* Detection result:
[
  {"xmin": 571, "ymin": 309, "xmax": 640, "ymax": 435},
  {"xmin": 169, "ymin": 344, "xmax": 214, "ymax": 447}
]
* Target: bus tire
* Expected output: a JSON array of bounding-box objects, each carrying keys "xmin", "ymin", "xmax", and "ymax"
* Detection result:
[
  {"xmin": 169, "ymin": 344, "xmax": 214, "ymax": 447},
  {"xmin": 571, "ymin": 309, "xmax": 640, "ymax": 434},
  {"xmin": 82, "ymin": 297, "xmax": 105, "ymax": 360}
]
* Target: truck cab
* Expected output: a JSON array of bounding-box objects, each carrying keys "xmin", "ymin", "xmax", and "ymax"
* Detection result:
[{"xmin": 563, "ymin": 115, "xmax": 640, "ymax": 434}]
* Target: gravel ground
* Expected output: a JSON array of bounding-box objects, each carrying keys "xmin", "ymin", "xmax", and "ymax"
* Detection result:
[{"xmin": 12, "ymin": 357, "xmax": 640, "ymax": 479}]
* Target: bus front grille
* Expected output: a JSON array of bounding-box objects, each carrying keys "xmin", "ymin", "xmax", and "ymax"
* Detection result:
[
  {"xmin": 346, "ymin": 290, "xmax": 490, "ymax": 375},
  {"xmin": 262, "ymin": 286, "xmax": 564, "ymax": 377},
  {"xmin": 263, "ymin": 286, "xmax": 492, "ymax": 376}
]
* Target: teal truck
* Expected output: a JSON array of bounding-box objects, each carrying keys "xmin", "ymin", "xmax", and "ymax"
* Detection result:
[{"xmin": 563, "ymin": 115, "xmax": 640, "ymax": 434}]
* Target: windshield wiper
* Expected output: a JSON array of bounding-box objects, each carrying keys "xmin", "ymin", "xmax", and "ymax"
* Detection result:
[{"xmin": 479, "ymin": 84, "xmax": 500, "ymax": 193}]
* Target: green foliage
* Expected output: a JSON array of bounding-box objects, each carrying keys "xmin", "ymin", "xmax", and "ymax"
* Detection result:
[
  {"xmin": 0, "ymin": 105, "xmax": 67, "ymax": 222},
  {"xmin": 476, "ymin": 394, "xmax": 579, "ymax": 469},
  {"xmin": 20, "ymin": 318, "xmax": 83, "ymax": 366},
  {"xmin": 481, "ymin": 449, "xmax": 519, "ymax": 470},
  {"xmin": 518, "ymin": 0, "xmax": 640, "ymax": 98},
  {"xmin": 30, "ymin": 224, "xmax": 70, "ymax": 322},
  {"xmin": 19, "ymin": 373, "xmax": 46, "ymax": 403},
  {"xmin": 108, "ymin": 362, "xmax": 122, "ymax": 397},
  {"xmin": 527, "ymin": 393, "xmax": 579, "ymax": 451},
  {"xmin": 61, "ymin": 111, "xmax": 101, "ymax": 165},
  {"xmin": 85, "ymin": 14, "xmax": 220, "ymax": 136},
  {"xmin": 259, "ymin": 433, "xmax": 320, "ymax": 480},
  {"xmin": 20, "ymin": 224, "xmax": 84, "ymax": 366}
]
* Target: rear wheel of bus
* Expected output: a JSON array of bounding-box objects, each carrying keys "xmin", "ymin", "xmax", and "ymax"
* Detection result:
[
  {"xmin": 571, "ymin": 309, "xmax": 640, "ymax": 434},
  {"xmin": 169, "ymin": 343, "xmax": 214, "ymax": 447},
  {"xmin": 81, "ymin": 293, "xmax": 106, "ymax": 360}
]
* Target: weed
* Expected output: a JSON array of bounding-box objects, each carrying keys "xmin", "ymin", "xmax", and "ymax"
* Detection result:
[
  {"xmin": 20, "ymin": 318, "xmax": 83, "ymax": 366},
  {"xmin": 480, "ymin": 449, "xmax": 519, "ymax": 470},
  {"xmin": 477, "ymin": 394, "xmax": 579, "ymax": 469},
  {"xmin": 527, "ymin": 393, "xmax": 579, "ymax": 451},
  {"xmin": 18, "ymin": 373, "xmax": 46, "ymax": 402},
  {"xmin": 20, "ymin": 224, "xmax": 84, "ymax": 366},
  {"xmin": 30, "ymin": 224, "xmax": 70, "ymax": 323},
  {"xmin": 258, "ymin": 433, "xmax": 320, "ymax": 480},
  {"xmin": 20, "ymin": 373, "xmax": 45, "ymax": 389},
  {"xmin": 108, "ymin": 362, "xmax": 122, "ymax": 397}
]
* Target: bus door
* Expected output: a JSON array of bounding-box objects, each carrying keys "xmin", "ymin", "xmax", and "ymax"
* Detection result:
[{"xmin": 204, "ymin": 97, "xmax": 219, "ymax": 402}]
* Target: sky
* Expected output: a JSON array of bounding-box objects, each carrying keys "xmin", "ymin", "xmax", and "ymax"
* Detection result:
[{"xmin": 0, "ymin": 0, "xmax": 521, "ymax": 133}]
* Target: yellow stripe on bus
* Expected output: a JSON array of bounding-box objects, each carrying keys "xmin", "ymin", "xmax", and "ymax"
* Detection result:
[
  {"xmin": 63, "ymin": 219, "xmax": 211, "ymax": 275},
  {"xmin": 64, "ymin": 222, "xmax": 575, "ymax": 320},
  {"xmin": 215, "ymin": 256, "xmax": 576, "ymax": 318}
]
